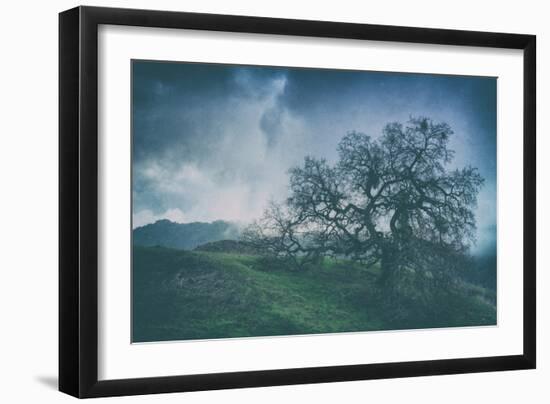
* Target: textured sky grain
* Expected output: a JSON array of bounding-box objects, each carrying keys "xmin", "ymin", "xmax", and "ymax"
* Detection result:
[{"xmin": 132, "ymin": 60, "xmax": 497, "ymax": 254}]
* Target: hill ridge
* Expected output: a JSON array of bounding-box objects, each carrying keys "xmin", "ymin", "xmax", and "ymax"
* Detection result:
[{"xmin": 133, "ymin": 219, "xmax": 241, "ymax": 250}]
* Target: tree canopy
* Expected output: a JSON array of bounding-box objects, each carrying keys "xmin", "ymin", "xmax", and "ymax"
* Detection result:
[{"xmin": 243, "ymin": 117, "xmax": 484, "ymax": 287}]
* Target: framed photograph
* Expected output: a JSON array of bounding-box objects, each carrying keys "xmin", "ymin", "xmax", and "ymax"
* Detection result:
[{"xmin": 59, "ymin": 6, "xmax": 536, "ymax": 398}]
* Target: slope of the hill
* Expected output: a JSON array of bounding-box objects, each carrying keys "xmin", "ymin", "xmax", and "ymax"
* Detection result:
[{"xmin": 132, "ymin": 246, "xmax": 496, "ymax": 342}]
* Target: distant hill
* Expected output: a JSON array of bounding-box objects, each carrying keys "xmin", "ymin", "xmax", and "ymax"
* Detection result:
[
  {"xmin": 133, "ymin": 219, "xmax": 240, "ymax": 250},
  {"xmin": 194, "ymin": 239, "xmax": 261, "ymax": 254}
]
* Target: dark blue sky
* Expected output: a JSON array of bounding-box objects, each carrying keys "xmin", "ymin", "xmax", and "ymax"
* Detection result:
[{"xmin": 132, "ymin": 60, "xmax": 496, "ymax": 254}]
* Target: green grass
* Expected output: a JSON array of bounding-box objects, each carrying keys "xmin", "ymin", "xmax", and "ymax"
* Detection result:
[{"xmin": 132, "ymin": 246, "xmax": 496, "ymax": 342}]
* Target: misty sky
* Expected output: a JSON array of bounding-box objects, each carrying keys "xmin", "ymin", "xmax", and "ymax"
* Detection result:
[{"xmin": 132, "ymin": 60, "xmax": 497, "ymax": 254}]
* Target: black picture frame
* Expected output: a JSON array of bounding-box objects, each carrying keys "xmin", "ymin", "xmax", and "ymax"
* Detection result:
[{"xmin": 59, "ymin": 5, "xmax": 536, "ymax": 398}]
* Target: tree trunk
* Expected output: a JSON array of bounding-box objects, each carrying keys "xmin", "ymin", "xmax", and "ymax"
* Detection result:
[{"xmin": 378, "ymin": 243, "xmax": 400, "ymax": 292}]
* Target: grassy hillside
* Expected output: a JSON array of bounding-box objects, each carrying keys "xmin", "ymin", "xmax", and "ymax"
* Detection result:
[{"xmin": 132, "ymin": 246, "xmax": 496, "ymax": 343}]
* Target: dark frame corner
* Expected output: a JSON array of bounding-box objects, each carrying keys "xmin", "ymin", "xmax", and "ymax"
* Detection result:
[{"xmin": 59, "ymin": 5, "xmax": 536, "ymax": 398}]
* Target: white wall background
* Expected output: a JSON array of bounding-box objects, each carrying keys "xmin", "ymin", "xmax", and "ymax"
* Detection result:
[{"xmin": 0, "ymin": 0, "xmax": 546, "ymax": 402}]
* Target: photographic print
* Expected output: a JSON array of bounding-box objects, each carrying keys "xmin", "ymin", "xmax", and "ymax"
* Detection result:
[{"xmin": 131, "ymin": 60, "xmax": 497, "ymax": 343}]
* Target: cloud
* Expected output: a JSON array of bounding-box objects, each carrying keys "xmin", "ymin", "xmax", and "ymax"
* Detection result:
[
  {"xmin": 132, "ymin": 64, "xmax": 308, "ymax": 228},
  {"xmin": 132, "ymin": 61, "xmax": 497, "ymax": 256}
]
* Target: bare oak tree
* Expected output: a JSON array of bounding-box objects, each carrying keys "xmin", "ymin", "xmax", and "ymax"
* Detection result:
[{"xmin": 243, "ymin": 117, "xmax": 484, "ymax": 289}]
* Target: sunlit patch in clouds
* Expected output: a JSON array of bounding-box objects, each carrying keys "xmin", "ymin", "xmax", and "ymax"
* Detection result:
[
  {"xmin": 132, "ymin": 62, "xmax": 309, "ymax": 228},
  {"xmin": 132, "ymin": 61, "xmax": 497, "ymax": 256}
]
